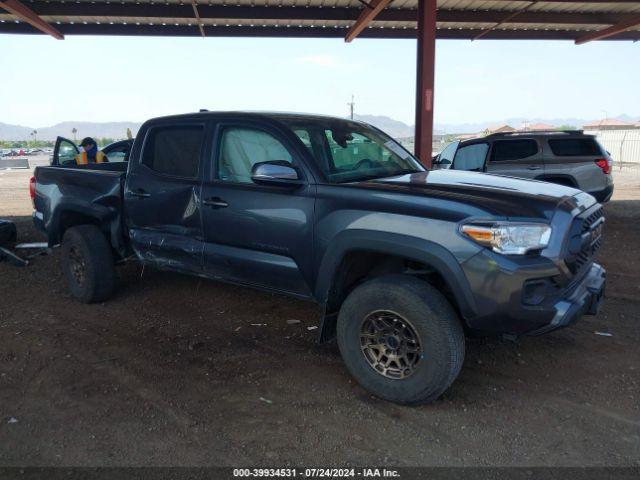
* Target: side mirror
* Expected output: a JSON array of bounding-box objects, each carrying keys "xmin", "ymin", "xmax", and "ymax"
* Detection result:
[{"xmin": 251, "ymin": 161, "xmax": 303, "ymax": 186}]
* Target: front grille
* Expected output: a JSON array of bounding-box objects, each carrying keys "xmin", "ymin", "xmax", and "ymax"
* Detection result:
[{"xmin": 566, "ymin": 205, "xmax": 604, "ymax": 276}]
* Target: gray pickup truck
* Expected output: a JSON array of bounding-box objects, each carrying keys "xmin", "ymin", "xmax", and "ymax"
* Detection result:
[
  {"xmin": 31, "ymin": 111, "xmax": 606, "ymax": 405},
  {"xmin": 433, "ymin": 131, "xmax": 614, "ymax": 202}
]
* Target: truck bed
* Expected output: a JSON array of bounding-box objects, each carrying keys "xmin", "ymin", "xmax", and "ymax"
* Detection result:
[{"xmin": 33, "ymin": 165, "xmax": 127, "ymax": 252}]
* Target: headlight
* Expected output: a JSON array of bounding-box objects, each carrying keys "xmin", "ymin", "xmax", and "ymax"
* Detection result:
[{"xmin": 461, "ymin": 222, "xmax": 552, "ymax": 255}]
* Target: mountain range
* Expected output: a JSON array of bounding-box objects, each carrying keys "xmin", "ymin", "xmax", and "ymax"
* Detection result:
[
  {"xmin": 0, "ymin": 121, "xmax": 141, "ymax": 142},
  {"xmin": 1, "ymin": 114, "xmax": 639, "ymax": 141}
]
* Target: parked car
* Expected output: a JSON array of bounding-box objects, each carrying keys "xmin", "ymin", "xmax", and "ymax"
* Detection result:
[
  {"xmin": 31, "ymin": 112, "xmax": 606, "ymax": 405},
  {"xmin": 432, "ymin": 130, "xmax": 614, "ymax": 202},
  {"xmin": 49, "ymin": 137, "xmax": 134, "ymax": 166}
]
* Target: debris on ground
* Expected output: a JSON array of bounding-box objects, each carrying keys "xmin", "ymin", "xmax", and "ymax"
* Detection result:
[
  {"xmin": 0, "ymin": 246, "xmax": 28, "ymax": 267},
  {"xmin": 15, "ymin": 242, "xmax": 48, "ymax": 249},
  {"xmin": 307, "ymin": 326, "xmax": 318, "ymax": 331},
  {"xmin": 7, "ymin": 417, "xmax": 18, "ymax": 424},
  {"xmin": 259, "ymin": 397, "xmax": 273, "ymax": 404},
  {"xmin": 251, "ymin": 323, "xmax": 267, "ymax": 327},
  {"xmin": 0, "ymin": 219, "xmax": 17, "ymax": 246},
  {"xmin": 286, "ymin": 319, "xmax": 301, "ymax": 325},
  {"xmin": 594, "ymin": 331, "xmax": 613, "ymax": 337}
]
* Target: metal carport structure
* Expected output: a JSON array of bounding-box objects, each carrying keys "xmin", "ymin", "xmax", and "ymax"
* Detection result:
[{"xmin": 1, "ymin": 0, "xmax": 639, "ymax": 164}]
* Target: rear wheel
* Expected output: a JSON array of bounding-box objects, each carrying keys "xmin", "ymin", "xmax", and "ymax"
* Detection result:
[
  {"xmin": 61, "ymin": 225, "xmax": 117, "ymax": 303},
  {"xmin": 337, "ymin": 274, "xmax": 465, "ymax": 405}
]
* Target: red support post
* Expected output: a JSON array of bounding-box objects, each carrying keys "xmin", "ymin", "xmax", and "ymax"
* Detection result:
[{"xmin": 414, "ymin": 0, "xmax": 436, "ymax": 168}]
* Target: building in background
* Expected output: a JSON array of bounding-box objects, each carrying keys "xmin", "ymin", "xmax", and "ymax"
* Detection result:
[
  {"xmin": 483, "ymin": 124, "xmax": 516, "ymax": 135},
  {"xmin": 583, "ymin": 118, "xmax": 639, "ymax": 131}
]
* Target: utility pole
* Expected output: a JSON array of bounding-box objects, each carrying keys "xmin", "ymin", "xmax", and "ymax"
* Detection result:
[{"xmin": 348, "ymin": 95, "xmax": 355, "ymax": 120}]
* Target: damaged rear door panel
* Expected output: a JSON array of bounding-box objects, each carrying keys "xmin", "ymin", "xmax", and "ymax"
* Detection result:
[{"xmin": 124, "ymin": 123, "xmax": 208, "ymax": 273}]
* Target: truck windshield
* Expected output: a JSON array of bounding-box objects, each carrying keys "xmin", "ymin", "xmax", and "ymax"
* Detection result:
[{"xmin": 280, "ymin": 118, "xmax": 424, "ymax": 183}]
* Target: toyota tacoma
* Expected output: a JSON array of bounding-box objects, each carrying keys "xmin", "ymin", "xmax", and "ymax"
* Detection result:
[{"xmin": 31, "ymin": 112, "xmax": 606, "ymax": 405}]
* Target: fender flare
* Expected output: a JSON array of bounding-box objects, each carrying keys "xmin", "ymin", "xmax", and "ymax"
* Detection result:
[
  {"xmin": 48, "ymin": 201, "xmax": 120, "ymax": 250},
  {"xmin": 314, "ymin": 230, "xmax": 478, "ymax": 342}
]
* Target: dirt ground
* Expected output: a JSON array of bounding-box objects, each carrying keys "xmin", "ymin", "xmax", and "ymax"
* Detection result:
[{"xmin": 0, "ymin": 166, "xmax": 638, "ymax": 467}]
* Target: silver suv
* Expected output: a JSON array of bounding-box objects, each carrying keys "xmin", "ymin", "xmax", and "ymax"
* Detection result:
[{"xmin": 433, "ymin": 131, "xmax": 614, "ymax": 202}]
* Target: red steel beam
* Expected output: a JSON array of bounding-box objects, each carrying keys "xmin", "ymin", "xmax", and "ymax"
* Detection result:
[
  {"xmin": 344, "ymin": 0, "xmax": 393, "ymax": 43},
  {"xmin": 414, "ymin": 0, "xmax": 436, "ymax": 167},
  {"xmin": 575, "ymin": 15, "xmax": 640, "ymax": 44},
  {"xmin": 0, "ymin": 0, "xmax": 63, "ymax": 39}
]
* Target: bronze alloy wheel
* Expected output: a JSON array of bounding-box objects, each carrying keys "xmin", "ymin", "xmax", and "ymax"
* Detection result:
[
  {"xmin": 68, "ymin": 245, "xmax": 87, "ymax": 286},
  {"xmin": 360, "ymin": 310, "xmax": 422, "ymax": 379}
]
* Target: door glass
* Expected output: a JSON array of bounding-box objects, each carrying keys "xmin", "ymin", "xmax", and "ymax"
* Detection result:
[
  {"xmin": 218, "ymin": 128, "xmax": 293, "ymax": 184},
  {"xmin": 491, "ymin": 140, "xmax": 538, "ymax": 162},
  {"xmin": 105, "ymin": 144, "xmax": 130, "ymax": 163},
  {"xmin": 437, "ymin": 141, "xmax": 459, "ymax": 169},
  {"xmin": 453, "ymin": 144, "xmax": 489, "ymax": 171},
  {"xmin": 58, "ymin": 139, "xmax": 78, "ymax": 165},
  {"xmin": 142, "ymin": 126, "xmax": 203, "ymax": 177}
]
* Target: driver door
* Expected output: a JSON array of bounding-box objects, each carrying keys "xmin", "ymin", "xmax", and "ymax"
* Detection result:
[
  {"xmin": 200, "ymin": 122, "xmax": 316, "ymax": 297},
  {"xmin": 52, "ymin": 137, "xmax": 79, "ymax": 166}
]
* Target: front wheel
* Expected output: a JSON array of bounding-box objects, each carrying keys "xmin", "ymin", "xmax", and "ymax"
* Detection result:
[
  {"xmin": 61, "ymin": 225, "xmax": 117, "ymax": 303},
  {"xmin": 337, "ymin": 274, "xmax": 465, "ymax": 405}
]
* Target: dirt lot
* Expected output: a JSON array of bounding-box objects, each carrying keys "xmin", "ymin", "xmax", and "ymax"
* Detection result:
[{"xmin": 0, "ymin": 167, "xmax": 638, "ymax": 467}]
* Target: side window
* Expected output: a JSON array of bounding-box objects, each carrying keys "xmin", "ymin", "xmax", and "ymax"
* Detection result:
[
  {"xmin": 105, "ymin": 144, "xmax": 130, "ymax": 163},
  {"xmin": 142, "ymin": 126, "xmax": 203, "ymax": 177},
  {"xmin": 548, "ymin": 138, "xmax": 601, "ymax": 156},
  {"xmin": 453, "ymin": 143, "xmax": 489, "ymax": 171},
  {"xmin": 491, "ymin": 140, "xmax": 538, "ymax": 162},
  {"xmin": 218, "ymin": 128, "xmax": 293, "ymax": 184},
  {"xmin": 58, "ymin": 139, "xmax": 78, "ymax": 165}
]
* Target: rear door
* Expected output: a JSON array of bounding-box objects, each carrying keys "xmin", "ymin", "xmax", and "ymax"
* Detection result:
[
  {"xmin": 200, "ymin": 121, "xmax": 315, "ymax": 297},
  {"xmin": 52, "ymin": 137, "xmax": 79, "ymax": 166},
  {"xmin": 124, "ymin": 122, "xmax": 208, "ymax": 272},
  {"xmin": 485, "ymin": 138, "xmax": 542, "ymax": 179}
]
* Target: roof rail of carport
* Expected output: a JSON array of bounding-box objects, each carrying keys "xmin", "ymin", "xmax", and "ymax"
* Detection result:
[{"xmin": 1, "ymin": 0, "xmax": 640, "ymax": 43}]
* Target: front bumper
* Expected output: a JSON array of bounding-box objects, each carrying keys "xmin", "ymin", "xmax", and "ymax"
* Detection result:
[
  {"xmin": 460, "ymin": 247, "xmax": 606, "ymax": 336},
  {"xmin": 527, "ymin": 263, "xmax": 605, "ymax": 336}
]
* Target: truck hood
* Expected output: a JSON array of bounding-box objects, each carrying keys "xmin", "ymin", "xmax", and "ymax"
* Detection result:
[{"xmin": 357, "ymin": 170, "xmax": 592, "ymax": 220}]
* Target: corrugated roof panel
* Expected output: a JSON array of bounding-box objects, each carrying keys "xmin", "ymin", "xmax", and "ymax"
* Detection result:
[{"xmin": 2, "ymin": 0, "xmax": 640, "ymax": 39}]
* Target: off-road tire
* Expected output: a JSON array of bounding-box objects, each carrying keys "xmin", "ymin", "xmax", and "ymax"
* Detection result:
[
  {"xmin": 61, "ymin": 225, "xmax": 117, "ymax": 303},
  {"xmin": 337, "ymin": 274, "xmax": 465, "ymax": 405}
]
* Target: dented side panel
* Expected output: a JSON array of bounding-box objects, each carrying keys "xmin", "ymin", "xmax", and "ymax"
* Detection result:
[
  {"xmin": 33, "ymin": 166, "xmax": 126, "ymax": 250},
  {"xmin": 124, "ymin": 169, "xmax": 204, "ymax": 272}
]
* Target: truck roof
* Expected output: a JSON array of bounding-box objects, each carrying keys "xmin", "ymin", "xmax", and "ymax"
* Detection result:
[{"xmin": 145, "ymin": 110, "xmax": 367, "ymax": 126}]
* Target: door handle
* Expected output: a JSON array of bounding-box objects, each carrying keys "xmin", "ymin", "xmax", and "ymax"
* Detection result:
[
  {"xmin": 527, "ymin": 165, "xmax": 542, "ymax": 171},
  {"xmin": 203, "ymin": 197, "xmax": 228, "ymax": 208},
  {"xmin": 130, "ymin": 189, "xmax": 151, "ymax": 198}
]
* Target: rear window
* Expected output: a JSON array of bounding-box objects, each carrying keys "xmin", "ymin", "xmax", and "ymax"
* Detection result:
[
  {"xmin": 548, "ymin": 138, "xmax": 601, "ymax": 156},
  {"xmin": 491, "ymin": 139, "xmax": 538, "ymax": 162},
  {"xmin": 142, "ymin": 125, "xmax": 204, "ymax": 177}
]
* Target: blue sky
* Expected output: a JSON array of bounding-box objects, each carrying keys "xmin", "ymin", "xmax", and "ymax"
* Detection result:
[{"xmin": 1, "ymin": 34, "xmax": 638, "ymax": 127}]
